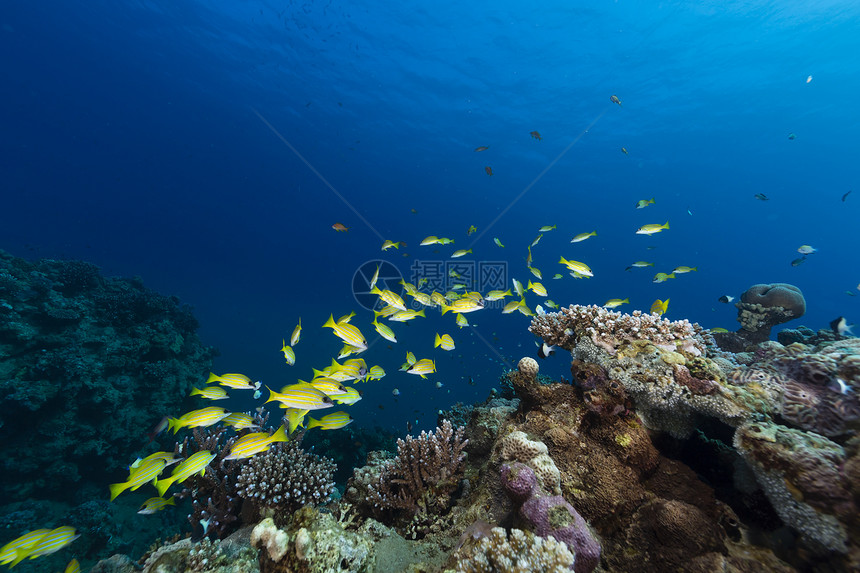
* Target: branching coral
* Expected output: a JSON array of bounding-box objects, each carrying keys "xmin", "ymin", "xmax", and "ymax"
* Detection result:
[
  {"xmin": 453, "ymin": 527, "xmax": 575, "ymax": 573},
  {"xmin": 364, "ymin": 419, "xmax": 468, "ymax": 538},
  {"xmin": 529, "ymin": 304, "xmax": 708, "ymax": 357},
  {"xmin": 235, "ymin": 440, "xmax": 337, "ymax": 525}
]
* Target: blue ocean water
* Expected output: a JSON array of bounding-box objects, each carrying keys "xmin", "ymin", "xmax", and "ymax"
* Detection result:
[{"xmin": 2, "ymin": 0, "xmax": 859, "ymax": 434}]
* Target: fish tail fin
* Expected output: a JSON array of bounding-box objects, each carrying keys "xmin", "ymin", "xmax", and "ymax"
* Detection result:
[
  {"xmin": 441, "ymin": 305, "xmax": 451, "ymax": 316},
  {"xmin": 166, "ymin": 417, "xmax": 179, "ymax": 434},
  {"xmin": 307, "ymin": 417, "xmax": 321, "ymax": 429},
  {"xmin": 417, "ymin": 309, "xmax": 426, "ymax": 318},
  {"xmin": 155, "ymin": 477, "xmax": 173, "ymax": 498},
  {"xmin": 206, "ymin": 372, "xmax": 219, "ymax": 384},
  {"xmin": 270, "ymin": 425, "xmax": 288, "ymax": 443},
  {"xmin": 264, "ymin": 386, "xmax": 280, "ymax": 404},
  {"xmin": 434, "ymin": 333, "xmax": 442, "ymax": 348},
  {"xmin": 323, "ymin": 314, "xmax": 336, "ymax": 329},
  {"xmin": 109, "ymin": 482, "xmax": 127, "ymax": 502},
  {"xmin": 663, "ymin": 221, "xmax": 670, "ymax": 229}
]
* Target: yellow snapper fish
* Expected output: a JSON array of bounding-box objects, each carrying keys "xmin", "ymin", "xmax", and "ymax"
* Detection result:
[
  {"xmin": 797, "ymin": 244, "xmax": 817, "ymax": 255},
  {"xmin": 627, "ymin": 261, "xmax": 655, "ymax": 269},
  {"xmin": 552, "ymin": 273, "xmax": 563, "ymax": 280},
  {"xmin": 512, "ymin": 278, "xmax": 524, "ymax": 297},
  {"xmin": 283, "ymin": 408, "xmax": 308, "ymax": 433},
  {"xmin": 265, "ymin": 384, "xmax": 333, "ymax": 410},
  {"xmin": 388, "ymin": 309, "xmax": 426, "ymax": 322},
  {"xmin": 538, "ymin": 225, "xmax": 556, "ymax": 232},
  {"xmin": 455, "ymin": 313, "xmax": 469, "ymax": 328},
  {"xmin": 411, "ymin": 292, "xmax": 434, "ymax": 307},
  {"xmin": 130, "ymin": 451, "xmax": 180, "ymax": 469},
  {"xmin": 434, "ymin": 333, "xmax": 455, "ymax": 351},
  {"xmin": 109, "ymin": 458, "xmax": 167, "ymax": 501},
  {"xmin": 527, "ymin": 280, "xmax": 547, "ymax": 297},
  {"xmin": 420, "ymin": 236, "xmax": 440, "ymax": 246},
  {"xmin": 280, "ymin": 339, "xmax": 296, "ymax": 366},
  {"xmin": 559, "ymin": 257, "xmax": 594, "ymax": 277},
  {"xmin": 570, "ymin": 231, "xmax": 597, "ymax": 243},
  {"xmin": 636, "ymin": 198, "xmax": 655, "ymax": 209},
  {"xmin": 543, "ymin": 300, "xmax": 559, "ymax": 309},
  {"xmin": 528, "ymin": 266, "xmax": 543, "ymax": 279},
  {"xmin": 381, "ymin": 240, "xmax": 403, "ymax": 250},
  {"xmin": 0, "ymin": 529, "xmax": 51, "ymax": 567},
  {"xmin": 531, "ymin": 234, "xmax": 543, "ymax": 247},
  {"xmin": 323, "ymin": 314, "xmax": 368, "ymax": 352},
  {"xmin": 400, "ymin": 280, "xmax": 419, "ymax": 296},
  {"xmin": 22, "ymin": 526, "xmax": 79, "ymax": 562},
  {"xmin": 137, "ymin": 496, "xmax": 176, "ymax": 515},
  {"xmin": 400, "ymin": 351, "xmax": 417, "ymax": 370},
  {"xmin": 636, "ymin": 221, "xmax": 670, "ymax": 235},
  {"xmin": 652, "ymin": 272, "xmax": 676, "ymax": 283},
  {"xmin": 290, "ymin": 318, "xmax": 302, "ymax": 346},
  {"xmin": 369, "ymin": 286, "xmax": 406, "ymax": 311},
  {"xmin": 710, "ymin": 327, "xmax": 729, "ymax": 333},
  {"xmin": 438, "ymin": 237, "xmax": 455, "ymax": 244},
  {"xmin": 451, "ymin": 248, "xmax": 472, "ymax": 258},
  {"xmin": 222, "ymin": 412, "xmax": 260, "ymax": 430},
  {"xmin": 502, "ymin": 299, "xmax": 521, "ymax": 314},
  {"xmin": 431, "ymin": 291, "xmax": 448, "ymax": 307},
  {"xmin": 369, "ymin": 265, "xmax": 380, "ymax": 289},
  {"xmin": 338, "ymin": 310, "xmax": 356, "ymax": 323},
  {"xmin": 167, "ymin": 407, "xmax": 231, "ymax": 434},
  {"xmin": 224, "ymin": 425, "xmax": 288, "ymax": 461},
  {"xmin": 603, "ymin": 298, "xmax": 629, "ymax": 308},
  {"xmin": 650, "ymin": 298, "xmax": 670, "ymax": 316},
  {"xmin": 374, "ymin": 305, "xmax": 401, "ymax": 319},
  {"xmin": 65, "ymin": 559, "xmax": 80, "ymax": 573},
  {"xmin": 526, "ymin": 245, "xmax": 533, "ymax": 266},
  {"xmin": 366, "ymin": 365, "xmax": 386, "ymax": 381},
  {"xmin": 442, "ymin": 297, "xmax": 485, "ymax": 314},
  {"xmin": 206, "ymin": 372, "xmax": 259, "ymax": 390},
  {"xmin": 189, "ymin": 385, "xmax": 228, "ymax": 400},
  {"xmin": 307, "ymin": 411, "xmax": 354, "ymax": 430},
  {"xmin": 155, "ymin": 451, "xmax": 217, "ymax": 496},
  {"xmin": 371, "ymin": 316, "xmax": 398, "ymax": 343},
  {"xmin": 516, "ymin": 300, "xmax": 535, "ymax": 316},
  {"xmin": 332, "ymin": 387, "xmax": 362, "ymax": 405},
  {"xmin": 307, "ymin": 377, "xmax": 348, "ymax": 396},
  {"xmin": 407, "ymin": 358, "xmax": 436, "ymax": 378},
  {"xmin": 672, "ymin": 266, "xmax": 697, "ymax": 274},
  {"xmin": 467, "ymin": 225, "xmax": 477, "ymax": 235},
  {"xmin": 494, "ymin": 238, "xmax": 505, "ymax": 247},
  {"xmin": 485, "ymin": 289, "xmax": 511, "ymax": 301}
]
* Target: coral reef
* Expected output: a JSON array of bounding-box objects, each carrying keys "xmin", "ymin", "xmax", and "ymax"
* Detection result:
[
  {"xmin": 451, "ymin": 527, "xmax": 574, "ymax": 573},
  {"xmin": 499, "ymin": 462, "xmax": 600, "ymax": 573},
  {"xmin": 0, "ymin": 250, "xmax": 215, "ymax": 504},
  {"xmin": 236, "ymin": 441, "xmax": 337, "ymax": 526},
  {"xmin": 735, "ymin": 283, "xmax": 806, "ymax": 344},
  {"xmin": 346, "ymin": 420, "xmax": 468, "ymax": 539}
]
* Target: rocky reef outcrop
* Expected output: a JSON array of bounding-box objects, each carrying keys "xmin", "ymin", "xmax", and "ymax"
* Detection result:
[{"xmin": 0, "ymin": 250, "xmax": 216, "ymax": 503}]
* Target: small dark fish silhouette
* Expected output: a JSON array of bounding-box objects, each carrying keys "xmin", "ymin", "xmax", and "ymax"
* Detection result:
[
  {"xmin": 842, "ymin": 190, "xmax": 852, "ymax": 202},
  {"xmin": 754, "ymin": 193, "xmax": 769, "ymax": 201},
  {"xmin": 791, "ymin": 257, "xmax": 806, "ymax": 267}
]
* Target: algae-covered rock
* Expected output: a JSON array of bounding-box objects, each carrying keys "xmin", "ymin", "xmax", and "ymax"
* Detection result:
[{"xmin": 0, "ymin": 250, "xmax": 216, "ymax": 503}]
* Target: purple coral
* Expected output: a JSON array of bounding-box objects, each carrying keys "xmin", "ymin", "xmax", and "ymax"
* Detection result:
[
  {"xmin": 500, "ymin": 462, "xmax": 536, "ymax": 502},
  {"xmin": 499, "ymin": 463, "xmax": 601, "ymax": 573}
]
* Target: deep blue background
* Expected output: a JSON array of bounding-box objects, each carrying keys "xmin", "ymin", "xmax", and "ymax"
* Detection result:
[{"xmin": 2, "ymin": 1, "xmax": 859, "ymax": 432}]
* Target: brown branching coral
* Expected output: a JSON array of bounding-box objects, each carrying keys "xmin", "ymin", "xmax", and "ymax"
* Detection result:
[
  {"xmin": 529, "ymin": 304, "xmax": 708, "ymax": 356},
  {"xmin": 235, "ymin": 440, "xmax": 337, "ymax": 525},
  {"xmin": 363, "ymin": 419, "xmax": 468, "ymax": 538}
]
